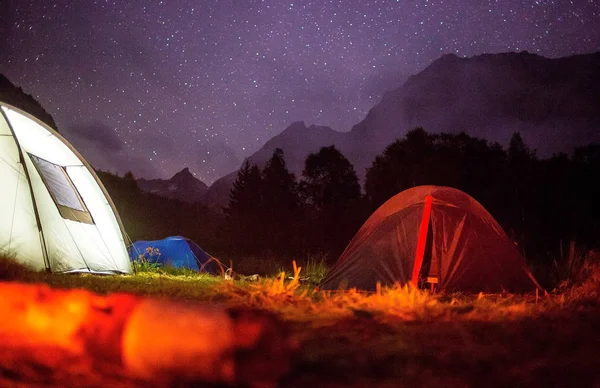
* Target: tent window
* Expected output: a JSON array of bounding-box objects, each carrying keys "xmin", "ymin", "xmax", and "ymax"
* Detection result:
[{"xmin": 29, "ymin": 154, "xmax": 94, "ymax": 224}]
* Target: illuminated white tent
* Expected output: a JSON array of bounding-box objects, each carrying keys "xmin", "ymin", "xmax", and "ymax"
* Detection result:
[{"xmin": 0, "ymin": 102, "xmax": 131, "ymax": 273}]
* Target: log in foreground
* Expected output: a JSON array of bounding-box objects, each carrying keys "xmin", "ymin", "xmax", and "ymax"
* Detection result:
[{"xmin": 0, "ymin": 281, "xmax": 294, "ymax": 387}]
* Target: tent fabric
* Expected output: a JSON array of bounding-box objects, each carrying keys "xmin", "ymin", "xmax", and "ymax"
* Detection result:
[
  {"xmin": 320, "ymin": 186, "xmax": 541, "ymax": 293},
  {"xmin": 129, "ymin": 236, "xmax": 217, "ymax": 273},
  {"xmin": 0, "ymin": 102, "xmax": 131, "ymax": 274}
]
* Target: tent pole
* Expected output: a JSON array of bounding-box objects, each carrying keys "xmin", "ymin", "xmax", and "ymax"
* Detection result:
[
  {"xmin": 411, "ymin": 195, "xmax": 433, "ymax": 287},
  {"xmin": 0, "ymin": 107, "xmax": 51, "ymax": 272}
]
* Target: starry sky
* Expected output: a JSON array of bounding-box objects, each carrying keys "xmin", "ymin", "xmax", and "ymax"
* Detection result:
[{"xmin": 1, "ymin": 0, "xmax": 599, "ymax": 184}]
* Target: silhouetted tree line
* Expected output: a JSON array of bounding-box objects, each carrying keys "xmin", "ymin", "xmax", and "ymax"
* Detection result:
[
  {"xmin": 99, "ymin": 128, "xmax": 599, "ymax": 267},
  {"xmin": 0, "ymin": 74, "xmax": 59, "ymax": 131},
  {"xmin": 95, "ymin": 170, "xmax": 226, "ymax": 254},
  {"xmin": 224, "ymin": 128, "xmax": 599, "ymax": 264},
  {"xmin": 364, "ymin": 128, "xmax": 599, "ymax": 262},
  {"xmin": 225, "ymin": 146, "xmax": 366, "ymax": 258}
]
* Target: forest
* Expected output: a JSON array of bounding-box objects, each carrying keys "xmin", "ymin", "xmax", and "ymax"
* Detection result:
[{"xmin": 99, "ymin": 127, "xmax": 600, "ymax": 285}]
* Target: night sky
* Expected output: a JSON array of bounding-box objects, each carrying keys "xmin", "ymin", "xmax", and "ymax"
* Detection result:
[{"xmin": 1, "ymin": 1, "xmax": 599, "ymax": 184}]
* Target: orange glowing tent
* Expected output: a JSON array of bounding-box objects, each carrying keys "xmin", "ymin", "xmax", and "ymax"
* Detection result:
[{"xmin": 320, "ymin": 186, "xmax": 541, "ymax": 293}]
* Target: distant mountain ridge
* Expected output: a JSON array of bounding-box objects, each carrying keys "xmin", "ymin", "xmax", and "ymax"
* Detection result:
[
  {"xmin": 346, "ymin": 51, "xmax": 600, "ymax": 153},
  {"xmin": 203, "ymin": 50, "xmax": 600, "ymax": 208},
  {"xmin": 0, "ymin": 74, "xmax": 211, "ymax": 205},
  {"xmin": 7, "ymin": 50, "xmax": 598, "ymax": 210},
  {"xmin": 137, "ymin": 167, "xmax": 209, "ymax": 204},
  {"xmin": 203, "ymin": 121, "xmax": 346, "ymax": 209}
]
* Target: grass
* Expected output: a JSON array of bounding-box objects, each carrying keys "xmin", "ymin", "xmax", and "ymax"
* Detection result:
[
  {"xmin": 2, "ymin": 253, "xmax": 598, "ymax": 321},
  {"xmin": 2, "ymin": 252, "xmax": 600, "ymax": 386}
]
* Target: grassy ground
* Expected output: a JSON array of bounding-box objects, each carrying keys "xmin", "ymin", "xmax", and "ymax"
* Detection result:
[{"xmin": 2, "ymin": 255, "xmax": 600, "ymax": 387}]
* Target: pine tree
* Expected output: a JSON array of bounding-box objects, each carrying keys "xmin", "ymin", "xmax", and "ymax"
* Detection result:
[
  {"xmin": 261, "ymin": 148, "xmax": 300, "ymax": 254},
  {"xmin": 262, "ymin": 148, "xmax": 298, "ymax": 211},
  {"xmin": 507, "ymin": 132, "xmax": 537, "ymax": 255},
  {"xmin": 225, "ymin": 160, "xmax": 263, "ymax": 252}
]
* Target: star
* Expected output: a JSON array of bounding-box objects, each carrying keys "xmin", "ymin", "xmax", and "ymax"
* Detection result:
[{"xmin": 1, "ymin": 0, "xmax": 598, "ymax": 184}]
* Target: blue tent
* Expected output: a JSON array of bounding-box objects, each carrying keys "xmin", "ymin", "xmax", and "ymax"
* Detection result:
[{"xmin": 129, "ymin": 236, "xmax": 217, "ymax": 273}]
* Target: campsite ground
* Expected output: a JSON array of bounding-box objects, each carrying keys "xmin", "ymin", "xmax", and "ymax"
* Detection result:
[{"xmin": 2, "ymin": 256, "xmax": 600, "ymax": 387}]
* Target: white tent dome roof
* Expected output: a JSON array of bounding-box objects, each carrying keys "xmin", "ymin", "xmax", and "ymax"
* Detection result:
[{"xmin": 0, "ymin": 102, "xmax": 131, "ymax": 274}]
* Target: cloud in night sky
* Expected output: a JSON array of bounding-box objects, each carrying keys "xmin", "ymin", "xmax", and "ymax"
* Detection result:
[
  {"xmin": 64, "ymin": 121, "xmax": 158, "ymax": 179},
  {"xmin": 69, "ymin": 122, "xmax": 124, "ymax": 153},
  {"xmin": 65, "ymin": 120, "xmax": 241, "ymax": 181},
  {"xmin": 1, "ymin": 0, "xmax": 599, "ymax": 184}
]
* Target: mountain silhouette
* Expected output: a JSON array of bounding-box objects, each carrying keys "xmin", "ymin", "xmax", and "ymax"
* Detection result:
[
  {"xmin": 137, "ymin": 167, "xmax": 209, "ymax": 204},
  {"xmin": 203, "ymin": 121, "xmax": 346, "ymax": 209},
  {"xmin": 204, "ymin": 51, "xmax": 600, "ymax": 208}
]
